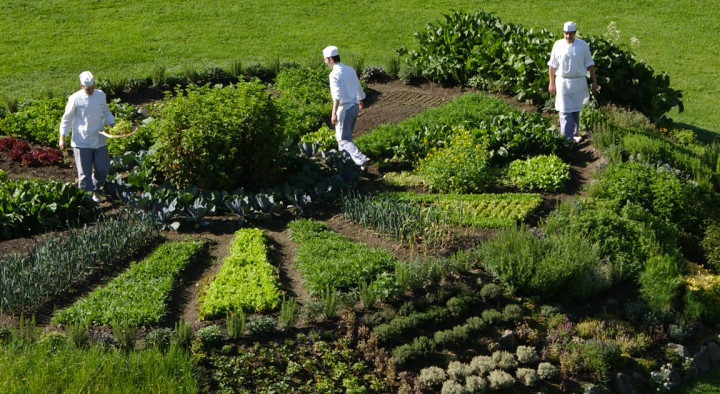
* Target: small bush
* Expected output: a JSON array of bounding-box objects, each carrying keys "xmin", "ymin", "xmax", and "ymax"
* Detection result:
[
  {"xmin": 278, "ymin": 297, "xmax": 300, "ymax": 329},
  {"xmin": 145, "ymin": 328, "xmax": 173, "ymax": 352},
  {"xmin": 702, "ymin": 222, "xmax": 720, "ymax": 272},
  {"xmin": 447, "ymin": 361, "xmax": 473, "ymax": 380},
  {"xmin": 487, "ymin": 369, "xmax": 516, "ymax": 391},
  {"xmin": 416, "ymin": 128, "xmax": 491, "ymax": 193},
  {"xmin": 174, "ymin": 318, "xmax": 193, "ymax": 350},
  {"xmin": 465, "ymin": 316, "xmax": 486, "ymax": 332},
  {"xmin": 516, "ymin": 345, "xmax": 539, "ymax": 364},
  {"xmin": 537, "ymin": 362, "xmax": 560, "ymax": 380},
  {"xmin": 492, "ymin": 350, "xmax": 518, "ymax": 371},
  {"xmin": 197, "ymin": 325, "xmax": 224, "ymax": 348},
  {"xmin": 465, "ymin": 375, "xmax": 487, "ymax": 394},
  {"xmin": 504, "ymin": 154, "xmax": 570, "ymax": 192},
  {"xmin": 441, "ymin": 380, "xmax": 467, "ymax": 394},
  {"xmin": 639, "ymin": 254, "xmax": 685, "ymax": 311},
  {"xmin": 152, "ymin": 82, "xmax": 282, "ymax": 190},
  {"xmin": 226, "ymin": 311, "xmax": 246, "ymax": 339},
  {"xmin": 479, "ymin": 283, "xmax": 503, "ymax": 301},
  {"xmin": 470, "ymin": 355, "xmax": 496, "ymax": 377},
  {"xmin": 502, "ymin": 304, "xmax": 524, "ymax": 323},
  {"xmin": 111, "ymin": 320, "xmax": 137, "ymax": 352},
  {"xmin": 582, "ymin": 340, "xmax": 621, "ymax": 382},
  {"xmin": 481, "ymin": 309, "xmax": 502, "ymax": 326},
  {"xmin": 516, "ymin": 368, "xmax": 539, "ymax": 387},
  {"xmin": 246, "ymin": 316, "xmax": 277, "ymax": 340},
  {"xmin": 419, "ymin": 366, "xmax": 447, "ymax": 388}
]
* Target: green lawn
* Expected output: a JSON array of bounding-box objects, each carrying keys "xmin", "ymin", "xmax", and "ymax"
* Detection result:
[{"xmin": 1, "ymin": 0, "xmax": 718, "ymax": 135}]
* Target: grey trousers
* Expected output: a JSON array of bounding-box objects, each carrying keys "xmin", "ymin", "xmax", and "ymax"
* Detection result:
[
  {"xmin": 335, "ymin": 103, "xmax": 368, "ymax": 166},
  {"xmin": 559, "ymin": 111, "xmax": 580, "ymax": 140},
  {"xmin": 72, "ymin": 145, "xmax": 110, "ymax": 192}
]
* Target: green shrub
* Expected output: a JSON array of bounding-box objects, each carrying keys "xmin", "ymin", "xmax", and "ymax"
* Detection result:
[
  {"xmin": 516, "ymin": 345, "xmax": 539, "ymax": 364},
  {"xmin": 278, "ymin": 296, "xmax": 300, "ymax": 329},
  {"xmin": 174, "ymin": 318, "xmax": 193, "ymax": 351},
  {"xmin": 481, "ymin": 309, "xmax": 503, "ymax": 326},
  {"xmin": 66, "ymin": 323, "xmax": 90, "ymax": 349},
  {"xmin": 502, "ymin": 304, "xmax": 524, "ymax": 323},
  {"xmin": 152, "ymin": 82, "xmax": 282, "ymax": 190},
  {"xmin": 582, "ymin": 340, "xmax": 621, "ymax": 383},
  {"xmin": 544, "ymin": 199, "xmax": 678, "ymax": 282},
  {"xmin": 504, "ymin": 154, "xmax": 570, "ymax": 192},
  {"xmin": 440, "ymin": 380, "xmax": 466, "ymax": 394},
  {"xmin": 465, "ymin": 375, "xmax": 487, "ymax": 393},
  {"xmin": 476, "ymin": 226, "xmax": 610, "ymax": 300},
  {"xmin": 406, "ymin": 9, "xmax": 682, "ymax": 124},
  {"xmin": 419, "ymin": 366, "xmax": 447, "ymax": 388},
  {"xmin": 226, "ymin": 311, "xmax": 246, "ymax": 339},
  {"xmin": 274, "ymin": 65, "xmax": 331, "ymax": 142},
  {"xmin": 470, "ymin": 355, "xmax": 496, "ymax": 377},
  {"xmin": 492, "ymin": 350, "xmax": 518, "ymax": 371},
  {"xmin": 447, "ymin": 361, "xmax": 472, "ymax": 380},
  {"xmin": 516, "ymin": 368, "xmax": 539, "ymax": 387},
  {"xmin": 639, "ymin": 254, "xmax": 685, "ymax": 311},
  {"xmin": 198, "ymin": 325, "xmax": 224, "ymax": 348},
  {"xmin": 487, "ymin": 369, "xmax": 516, "ymax": 391},
  {"xmin": 416, "ymin": 128, "xmax": 490, "ymax": 193},
  {"xmin": 702, "ymin": 222, "xmax": 720, "ymax": 272},
  {"xmin": 246, "ymin": 316, "xmax": 277, "ymax": 340},
  {"xmin": 111, "ymin": 319, "xmax": 137, "ymax": 352},
  {"xmin": 145, "ymin": 328, "xmax": 172, "ymax": 352},
  {"xmin": 537, "ymin": 362, "xmax": 560, "ymax": 380},
  {"xmin": 479, "ymin": 283, "xmax": 502, "ymax": 301},
  {"xmin": 0, "ymin": 97, "xmax": 65, "ymax": 145}
]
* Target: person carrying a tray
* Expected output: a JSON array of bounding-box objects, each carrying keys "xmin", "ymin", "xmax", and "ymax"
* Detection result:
[
  {"xmin": 547, "ymin": 21, "xmax": 598, "ymax": 142},
  {"xmin": 59, "ymin": 71, "xmax": 114, "ymax": 203}
]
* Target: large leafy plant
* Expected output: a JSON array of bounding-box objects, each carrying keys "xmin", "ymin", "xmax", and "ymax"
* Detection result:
[
  {"xmin": 405, "ymin": 9, "xmax": 683, "ymax": 124},
  {"xmin": 0, "ymin": 97, "xmax": 65, "ymax": 146},
  {"xmin": 152, "ymin": 82, "xmax": 282, "ymax": 190}
]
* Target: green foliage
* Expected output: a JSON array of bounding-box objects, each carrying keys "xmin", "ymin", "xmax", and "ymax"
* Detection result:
[
  {"xmin": 416, "ymin": 128, "xmax": 491, "ymax": 193},
  {"xmin": 502, "ymin": 304, "xmax": 525, "ymax": 323},
  {"xmin": 639, "ymin": 254, "xmax": 685, "ymax": 312},
  {"xmin": 288, "ymin": 219, "xmax": 397, "ymax": 295},
  {"xmin": 199, "ymin": 228, "xmax": 282, "ymax": 319},
  {"xmin": 392, "ymin": 336, "xmax": 435, "ymax": 365},
  {"xmin": 475, "ymin": 225, "xmax": 610, "ymax": 301},
  {"xmin": 52, "ymin": 241, "xmax": 203, "ymax": 327},
  {"xmin": 198, "ymin": 336, "xmax": 386, "ymax": 392},
  {"xmin": 480, "ymin": 283, "xmax": 503, "ymax": 301},
  {"xmin": 274, "ymin": 65, "xmax": 331, "ymax": 142},
  {"xmin": 587, "ymin": 159, "xmax": 710, "ymax": 241},
  {"xmin": 245, "ymin": 316, "xmax": 277, "ymax": 340},
  {"xmin": 226, "ymin": 310, "xmax": 246, "ymax": 339},
  {"xmin": 702, "ymin": 223, "xmax": 720, "ymax": 272},
  {"xmin": 0, "ymin": 210, "xmax": 159, "ymax": 313},
  {"xmin": 504, "ymin": 154, "xmax": 570, "ymax": 192},
  {"xmin": 278, "ymin": 296, "xmax": 300, "ymax": 329},
  {"xmin": 174, "ymin": 318, "xmax": 193, "ymax": 351},
  {"xmin": 581, "ymin": 340, "xmax": 621, "ymax": 383},
  {"xmin": 481, "ymin": 309, "xmax": 503, "ymax": 326},
  {"xmin": 300, "ymin": 125, "xmax": 336, "ymax": 151},
  {"xmin": 0, "ymin": 178, "xmax": 94, "ymax": 240},
  {"xmin": 492, "ymin": 350, "xmax": 518, "ymax": 371},
  {"xmin": 356, "ymin": 92, "xmax": 514, "ymax": 161},
  {"xmin": 320, "ymin": 286, "xmax": 340, "ymax": 319},
  {"xmin": 152, "ymin": 82, "xmax": 282, "ymax": 190},
  {"xmin": 66, "ymin": 323, "xmax": 90, "ymax": 349},
  {"xmin": 487, "ymin": 369, "xmax": 516, "ymax": 391},
  {"xmin": 419, "ymin": 366, "xmax": 447, "ymax": 388},
  {"xmin": 516, "ymin": 367, "xmax": 539, "ymax": 387},
  {"xmin": 407, "ymin": 9, "xmax": 682, "ymax": 124},
  {"xmin": 111, "ymin": 319, "xmax": 138, "ymax": 352},
  {"xmin": 470, "ymin": 355, "xmax": 496, "ymax": 377},
  {"xmin": 0, "ymin": 337, "xmax": 197, "ymax": 392},
  {"xmin": 145, "ymin": 328, "xmax": 173, "ymax": 352},
  {"xmin": 0, "ymin": 97, "xmax": 65, "ymax": 145},
  {"xmin": 516, "ymin": 345, "xmax": 539, "ymax": 364},
  {"xmin": 545, "ymin": 199, "xmax": 679, "ymax": 283},
  {"xmin": 537, "ymin": 362, "xmax": 560, "ymax": 380},
  {"xmin": 198, "ymin": 325, "xmax": 224, "ymax": 348}
]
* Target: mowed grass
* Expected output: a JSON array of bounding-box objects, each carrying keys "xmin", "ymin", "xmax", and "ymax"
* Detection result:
[{"xmin": 1, "ymin": 0, "xmax": 718, "ymax": 135}]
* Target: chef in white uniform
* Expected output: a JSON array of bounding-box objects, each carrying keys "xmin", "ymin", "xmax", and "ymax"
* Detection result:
[{"xmin": 548, "ymin": 21, "xmax": 598, "ymax": 141}]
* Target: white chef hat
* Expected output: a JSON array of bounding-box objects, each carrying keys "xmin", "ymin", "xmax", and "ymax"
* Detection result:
[
  {"xmin": 563, "ymin": 21, "xmax": 576, "ymax": 32},
  {"xmin": 79, "ymin": 71, "xmax": 95, "ymax": 87},
  {"xmin": 323, "ymin": 46, "xmax": 339, "ymax": 58}
]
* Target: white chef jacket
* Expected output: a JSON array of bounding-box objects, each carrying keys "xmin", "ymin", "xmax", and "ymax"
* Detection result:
[
  {"xmin": 329, "ymin": 63, "xmax": 365, "ymax": 106},
  {"xmin": 59, "ymin": 89, "xmax": 114, "ymax": 149},
  {"xmin": 548, "ymin": 38, "xmax": 595, "ymax": 113}
]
